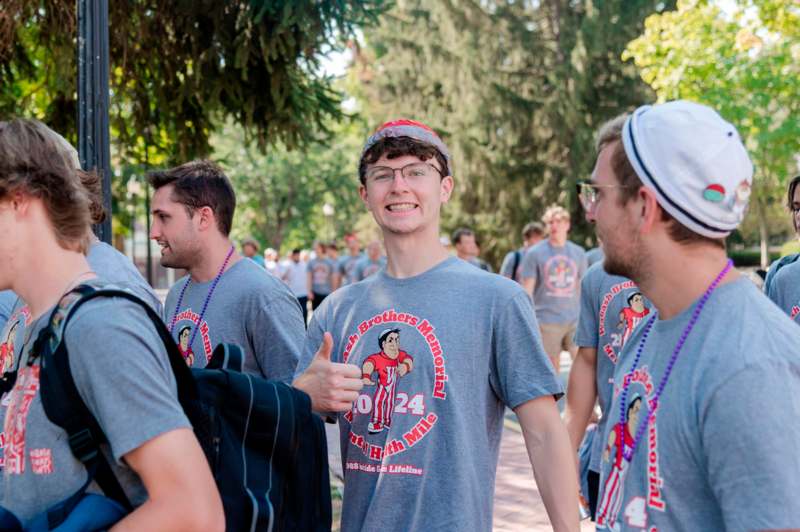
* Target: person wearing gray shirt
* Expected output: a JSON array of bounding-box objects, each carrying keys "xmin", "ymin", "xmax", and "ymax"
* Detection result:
[
  {"xmin": 765, "ymin": 174, "xmax": 800, "ymax": 324},
  {"xmin": 499, "ymin": 221, "xmax": 545, "ymax": 283},
  {"xmin": 307, "ymin": 241, "xmax": 336, "ymax": 310},
  {"xmin": 0, "ymin": 118, "xmax": 222, "ymax": 530},
  {"xmin": 586, "ymin": 102, "xmax": 800, "ymax": 530},
  {"xmin": 297, "ymin": 118, "xmax": 580, "ymax": 531},
  {"xmin": 564, "ymin": 261, "xmax": 650, "ymax": 520},
  {"xmin": 149, "ymin": 160, "xmax": 304, "ymax": 381},
  {"xmin": 520, "ymin": 205, "xmax": 588, "ymax": 372},
  {"xmin": 164, "ymin": 258, "xmax": 302, "ymax": 380},
  {"xmin": 339, "ymin": 234, "xmax": 364, "ymax": 287},
  {"xmin": 767, "ymin": 258, "xmax": 800, "ymax": 324},
  {"xmin": 355, "ymin": 241, "xmax": 386, "ymax": 282}
]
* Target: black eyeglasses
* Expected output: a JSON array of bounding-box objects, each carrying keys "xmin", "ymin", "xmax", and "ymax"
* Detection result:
[{"xmin": 365, "ymin": 162, "xmax": 444, "ymax": 186}]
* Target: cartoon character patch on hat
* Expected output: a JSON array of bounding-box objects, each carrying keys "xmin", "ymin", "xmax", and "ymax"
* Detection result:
[
  {"xmin": 703, "ymin": 184, "xmax": 726, "ymax": 203},
  {"xmin": 729, "ymin": 180, "xmax": 751, "ymax": 220}
]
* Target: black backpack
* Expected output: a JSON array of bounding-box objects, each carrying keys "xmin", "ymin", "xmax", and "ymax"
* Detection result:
[{"xmin": 29, "ymin": 285, "xmax": 331, "ymax": 531}]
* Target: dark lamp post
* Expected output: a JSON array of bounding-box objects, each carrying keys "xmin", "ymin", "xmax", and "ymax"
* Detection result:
[{"xmin": 78, "ymin": 0, "xmax": 112, "ymax": 244}]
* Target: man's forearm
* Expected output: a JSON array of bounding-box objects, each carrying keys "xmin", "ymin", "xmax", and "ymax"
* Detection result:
[
  {"xmin": 516, "ymin": 397, "xmax": 579, "ymax": 532},
  {"xmin": 563, "ymin": 346, "xmax": 598, "ymax": 452}
]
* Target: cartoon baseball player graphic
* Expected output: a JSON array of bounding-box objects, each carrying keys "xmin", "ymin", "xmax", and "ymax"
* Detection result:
[
  {"xmin": 597, "ymin": 395, "xmax": 642, "ymax": 531},
  {"xmin": 0, "ymin": 320, "xmax": 19, "ymax": 375},
  {"xmin": 617, "ymin": 292, "xmax": 650, "ymax": 347},
  {"xmin": 361, "ymin": 328, "xmax": 414, "ymax": 434},
  {"xmin": 177, "ymin": 325, "xmax": 195, "ymax": 367}
]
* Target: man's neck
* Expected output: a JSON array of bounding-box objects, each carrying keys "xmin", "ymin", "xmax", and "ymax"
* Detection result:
[
  {"xmin": 635, "ymin": 244, "xmax": 737, "ymax": 321},
  {"xmin": 349, "ymin": 249, "xmax": 360, "ymax": 257},
  {"xmin": 548, "ymin": 236, "xmax": 567, "ymax": 248},
  {"xmin": 188, "ymin": 238, "xmax": 241, "ymax": 283},
  {"xmin": 14, "ymin": 240, "xmax": 94, "ymax": 320},
  {"xmin": 383, "ymin": 228, "xmax": 449, "ymax": 279},
  {"xmin": 456, "ymin": 251, "xmax": 471, "ymax": 261}
]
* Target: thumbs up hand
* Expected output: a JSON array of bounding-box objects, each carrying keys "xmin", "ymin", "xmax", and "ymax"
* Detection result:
[{"xmin": 293, "ymin": 332, "xmax": 363, "ymax": 414}]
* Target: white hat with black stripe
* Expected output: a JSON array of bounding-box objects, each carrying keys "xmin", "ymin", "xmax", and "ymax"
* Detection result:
[{"xmin": 622, "ymin": 100, "xmax": 753, "ymax": 238}]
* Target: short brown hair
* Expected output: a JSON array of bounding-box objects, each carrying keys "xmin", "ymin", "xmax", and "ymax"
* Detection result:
[
  {"xmin": 358, "ymin": 136, "xmax": 449, "ymax": 185},
  {"xmin": 451, "ymin": 228, "xmax": 474, "ymax": 246},
  {"xmin": 596, "ymin": 114, "xmax": 725, "ymax": 250},
  {"xmin": 522, "ymin": 222, "xmax": 545, "ymax": 240},
  {"xmin": 148, "ymin": 160, "xmax": 236, "ymax": 235},
  {"xmin": 0, "ymin": 119, "xmax": 91, "ymax": 252}
]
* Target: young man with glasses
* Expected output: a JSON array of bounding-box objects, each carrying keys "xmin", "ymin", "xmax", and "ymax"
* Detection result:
[
  {"xmin": 586, "ymin": 101, "xmax": 800, "ymax": 531},
  {"xmin": 296, "ymin": 119, "xmax": 578, "ymax": 531},
  {"xmin": 565, "ymin": 115, "xmax": 652, "ymax": 522},
  {"xmin": 520, "ymin": 205, "xmax": 588, "ymax": 373}
]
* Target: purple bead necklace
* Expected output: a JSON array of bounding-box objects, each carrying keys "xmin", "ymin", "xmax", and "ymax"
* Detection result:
[
  {"xmin": 168, "ymin": 245, "xmax": 235, "ymax": 352},
  {"xmin": 618, "ymin": 258, "xmax": 733, "ymax": 463}
]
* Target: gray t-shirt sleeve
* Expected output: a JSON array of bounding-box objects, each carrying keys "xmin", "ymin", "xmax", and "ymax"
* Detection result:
[
  {"xmin": 65, "ymin": 299, "xmax": 191, "ymax": 463},
  {"xmin": 766, "ymin": 266, "xmax": 785, "ymax": 307},
  {"xmin": 251, "ymin": 291, "xmax": 304, "ymax": 382},
  {"xmin": 519, "ymin": 248, "xmax": 539, "ymax": 282},
  {"xmin": 702, "ymin": 361, "xmax": 800, "ymax": 530},
  {"xmin": 489, "ymin": 291, "xmax": 563, "ymax": 409},
  {"xmin": 574, "ymin": 270, "xmax": 599, "ymax": 347},
  {"xmin": 499, "ymin": 251, "xmax": 517, "ymax": 278}
]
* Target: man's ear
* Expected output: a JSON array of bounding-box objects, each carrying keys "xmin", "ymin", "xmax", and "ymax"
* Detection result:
[
  {"xmin": 638, "ymin": 187, "xmax": 661, "ymax": 234},
  {"xmin": 196, "ymin": 206, "xmax": 216, "ymax": 232},
  {"xmin": 359, "ymin": 184, "xmax": 369, "ymax": 208},
  {"xmin": 8, "ymin": 191, "xmax": 31, "ymax": 215},
  {"xmin": 440, "ymin": 175, "xmax": 454, "ymax": 203}
]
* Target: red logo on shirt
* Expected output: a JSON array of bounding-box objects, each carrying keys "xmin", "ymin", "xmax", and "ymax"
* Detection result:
[
  {"xmin": 173, "ymin": 309, "xmax": 212, "ymax": 363},
  {"xmin": 4, "ymin": 365, "xmax": 42, "ymax": 475},
  {"xmin": 543, "ymin": 255, "xmax": 579, "ymax": 297},
  {"xmin": 341, "ymin": 309, "xmax": 448, "ymax": 474}
]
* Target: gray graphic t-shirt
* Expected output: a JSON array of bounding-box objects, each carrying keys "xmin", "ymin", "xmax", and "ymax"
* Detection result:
[
  {"xmin": 520, "ymin": 240, "xmax": 587, "ymax": 324},
  {"xmin": 164, "ymin": 258, "xmax": 303, "ymax": 381},
  {"xmin": 355, "ymin": 256, "xmax": 386, "ymax": 282},
  {"xmin": 596, "ymin": 278, "xmax": 800, "ymax": 531},
  {"xmin": 307, "ymin": 257, "xmax": 336, "ymax": 295},
  {"xmin": 766, "ymin": 258, "xmax": 800, "ymax": 324},
  {"xmin": 574, "ymin": 263, "xmax": 650, "ymax": 472},
  {"xmin": 87, "ymin": 241, "xmax": 162, "ymax": 315},
  {"xmin": 339, "ymin": 254, "xmax": 363, "ymax": 286},
  {"xmin": 297, "ymin": 257, "xmax": 562, "ymax": 532},
  {"xmin": 1, "ymin": 287, "xmax": 189, "ymax": 527}
]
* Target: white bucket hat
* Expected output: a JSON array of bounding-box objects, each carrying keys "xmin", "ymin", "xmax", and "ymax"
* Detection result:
[{"xmin": 622, "ymin": 100, "xmax": 753, "ymax": 238}]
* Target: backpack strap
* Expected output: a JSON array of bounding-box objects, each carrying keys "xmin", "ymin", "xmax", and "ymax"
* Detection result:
[
  {"xmin": 511, "ymin": 250, "xmax": 522, "ymax": 281},
  {"xmin": 36, "ymin": 284, "xmax": 200, "ymax": 525}
]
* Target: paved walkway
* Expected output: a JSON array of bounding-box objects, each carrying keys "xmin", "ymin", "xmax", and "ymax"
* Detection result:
[{"xmin": 495, "ymin": 421, "xmax": 595, "ymax": 531}]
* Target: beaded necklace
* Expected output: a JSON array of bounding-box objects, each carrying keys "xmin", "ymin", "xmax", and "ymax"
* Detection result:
[
  {"xmin": 168, "ymin": 245, "xmax": 235, "ymax": 354},
  {"xmin": 618, "ymin": 259, "xmax": 733, "ymax": 463}
]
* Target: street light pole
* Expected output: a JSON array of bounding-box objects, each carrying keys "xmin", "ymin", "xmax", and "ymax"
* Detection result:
[{"xmin": 78, "ymin": 0, "xmax": 112, "ymax": 244}]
